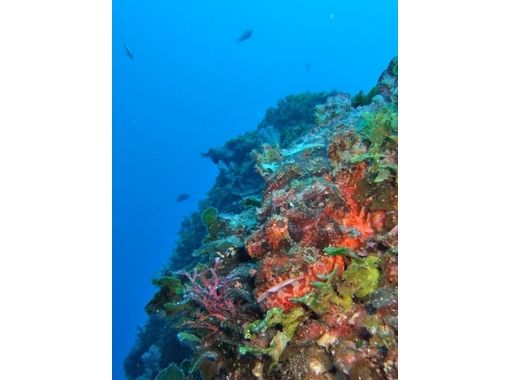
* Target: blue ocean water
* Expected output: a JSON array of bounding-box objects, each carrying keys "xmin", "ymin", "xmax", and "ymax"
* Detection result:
[{"xmin": 113, "ymin": 0, "xmax": 397, "ymax": 379}]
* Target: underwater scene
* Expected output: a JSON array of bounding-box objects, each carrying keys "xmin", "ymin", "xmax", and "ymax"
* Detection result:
[{"xmin": 114, "ymin": 1, "xmax": 397, "ymax": 379}]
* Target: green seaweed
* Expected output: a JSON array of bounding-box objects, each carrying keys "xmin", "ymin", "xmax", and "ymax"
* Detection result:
[
  {"xmin": 146, "ymin": 275, "xmax": 186, "ymax": 315},
  {"xmin": 340, "ymin": 256, "xmax": 381, "ymax": 300},
  {"xmin": 373, "ymin": 168, "xmax": 392, "ymax": 183},
  {"xmin": 152, "ymin": 276, "xmax": 185, "ymax": 296},
  {"xmin": 351, "ymin": 85, "xmax": 380, "ymax": 108},
  {"xmin": 244, "ymin": 307, "xmax": 284, "ymax": 338},
  {"xmin": 155, "ymin": 363, "xmax": 184, "ymax": 380},
  {"xmin": 244, "ymin": 307, "xmax": 305, "ymax": 339},
  {"xmin": 290, "ymin": 265, "xmax": 343, "ymax": 313},
  {"xmin": 350, "ymin": 152, "xmax": 385, "ymax": 164},
  {"xmin": 241, "ymin": 307, "xmax": 305, "ymax": 369},
  {"xmin": 267, "ymin": 331, "xmax": 290, "ymax": 368},
  {"xmin": 239, "ymin": 332, "xmax": 290, "ymax": 370},
  {"xmin": 177, "ymin": 332, "xmax": 202, "ymax": 350},
  {"xmin": 188, "ymin": 351, "xmax": 218, "ymax": 375},
  {"xmin": 360, "ymin": 108, "xmax": 398, "ymax": 149},
  {"xmin": 323, "ymin": 246, "xmax": 361, "ymax": 260},
  {"xmin": 239, "ymin": 345, "xmax": 269, "ymax": 356},
  {"xmin": 357, "ymin": 107, "xmax": 398, "ymax": 184},
  {"xmin": 280, "ymin": 307, "xmax": 306, "ymax": 337},
  {"xmin": 201, "ymin": 207, "xmax": 219, "ymax": 241}
]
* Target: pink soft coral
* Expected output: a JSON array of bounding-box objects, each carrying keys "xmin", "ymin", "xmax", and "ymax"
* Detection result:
[{"xmin": 183, "ymin": 259, "xmax": 238, "ymax": 322}]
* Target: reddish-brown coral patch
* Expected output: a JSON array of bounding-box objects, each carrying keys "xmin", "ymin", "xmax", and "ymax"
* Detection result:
[
  {"xmin": 265, "ymin": 217, "xmax": 291, "ymax": 251},
  {"xmin": 294, "ymin": 319, "xmax": 326, "ymax": 342},
  {"xmin": 245, "ymin": 229, "xmax": 270, "ymax": 259},
  {"xmin": 254, "ymin": 254, "xmax": 345, "ymax": 311}
]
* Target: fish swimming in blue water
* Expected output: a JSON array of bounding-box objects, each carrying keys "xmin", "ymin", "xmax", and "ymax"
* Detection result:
[
  {"xmin": 176, "ymin": 193, "xmax": 191, "ymax": 202},
  {"xmin": 123, "ymin": 42, "xmax": 134, "ymax": 60},
  {"xmin": 236, "ymin": 29, "xmax": 253, "ymax": 42}
]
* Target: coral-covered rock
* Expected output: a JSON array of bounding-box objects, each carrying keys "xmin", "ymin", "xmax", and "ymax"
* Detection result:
[{"xmin": 125, "ymin": 58, "xmax": 398, "ymax": 380}]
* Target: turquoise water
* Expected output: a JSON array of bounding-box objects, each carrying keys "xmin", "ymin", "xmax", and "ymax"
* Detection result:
[{"xmin": 113, "ymin": 0, "xmax": 397, "ymax": 378}]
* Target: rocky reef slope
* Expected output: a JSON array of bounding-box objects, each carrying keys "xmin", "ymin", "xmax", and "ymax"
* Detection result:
[{"xmin": 125, "ymin": 58, "xmax": 398, "ymax": 380}]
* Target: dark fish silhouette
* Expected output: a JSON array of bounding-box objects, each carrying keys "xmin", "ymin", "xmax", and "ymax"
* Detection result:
[
  {"xmin": 176, "ymin": 193, "xmax": 191, "ymax": 202},
  {"xmin": 123, "ymin": 42, "xmax": 134, "ymax": 60},
  {"xmin": 237, "ymin": 29, "xmax": 253, "ymax": 42},
  {"xmin": 305, "ymin": 63, "xmax": 311, "ymax": 72}
]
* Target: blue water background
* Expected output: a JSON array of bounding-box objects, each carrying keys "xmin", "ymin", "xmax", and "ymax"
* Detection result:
[{"xmin": 113, "ymin": 0, "xmax": 397, "ymax": 378}]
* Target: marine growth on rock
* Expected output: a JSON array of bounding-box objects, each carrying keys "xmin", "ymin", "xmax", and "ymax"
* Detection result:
[{"xmin": 125, "ymin": 57, "xmax": 398, "ymax": 380}]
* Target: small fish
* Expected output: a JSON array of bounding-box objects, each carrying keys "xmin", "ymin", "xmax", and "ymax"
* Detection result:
[
  {"xmin": 305, "ymin": 62, "xmax": 311, "ymax": 72},
  {"xmin": 176, "ymin": 193, "xmax": 190, "ymax": 202},
  {"xmin": 236, "ymin": 29, "xmax": 253, "ymax": 42},
  {"xmin": 122, "ymin": 42, "xmax": 134, "ymax": 60}
]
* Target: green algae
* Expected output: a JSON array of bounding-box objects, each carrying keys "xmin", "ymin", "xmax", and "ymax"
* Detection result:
[
  {"xmin": 240, "ymin": 332, "xmax": 290, "ymax": 370},
  {"xmin": 350, "ymin": 152, "xmax": 384, "ymax": 164},
  {"xmin": 267, "ymin": 331, "xmax": 290, "ymax": 368},
  {"xmin": 340, "ymin": 256, "xmax": 381, "ymax": 300},
  {"xmin": 291, "ymin": 265, "xmax": 343, "ymax": 313},
  {"xmin": 201, "ymin": 207, "xmax": 219, "ymax": 241},
  {"xmin": 360, "ymin": 107, "xmax": 398, "ymax": 150},
  {"xmin": 291, "ymin": 257, "xmax": 381, "ymax": 312},
  {"xmin": 188, "ymin": 351, "xmax": 218, "ymax": 375},
  {"xmin": 244, "ymin": 308, "xmax": 284, "ymax": 338},
  {"xmin": 323, "ymin": 246, "xmax": 361, "ymax": 260},
  {"xmin": 177, "ymin": 332, "xmax": 202, "ymax": 350},
  {"xmin": 152, "ymin": 276, "xmax": 185, "ymax": 296},
  {"xmin": 239, "ymin": 345, "xmax": 268, "ymax": 356},
  {"xmin": 373, "ymin": 168, "xmax": 392, "ymax": 183},
  {"xmin": 357, "ymin": 106, "xmax": 398, "ymax": 185},
  {"xmin": 155, "ymin": 363, "xmax": 184, "ymax": 380},
  {"xmin": 244, "ymin": 307, "xmax": 305, "ymax": 339},
  {"xmin": 241, "ymin": 307, "xmax": 305, "ymax": 369},
  {"xmin": 281, "ymin": 307, "xmax": 306, "ymax": 337},
  {"xmin": 146, "ymin": 275, "xmax": 186, "ymax": 315},
  {"xmin": 351, "ymin": 85, "xmax": 380, "ymax": 108}
]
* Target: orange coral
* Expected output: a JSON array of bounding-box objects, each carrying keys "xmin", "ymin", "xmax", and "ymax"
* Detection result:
[
  {"xmin": 265, "ymin": 217, "xmax": 291, "ymax": 251},
  {"xmin": 254, "ymin": 254, "xmax": 345, "ymax": 311},
  {"xmin": 251, "ymin": 163, "xmax": 389, "ymax": 312},
  {"xmin": 332, "ymin": 163, "xmax": 387, "ymax": 250}
]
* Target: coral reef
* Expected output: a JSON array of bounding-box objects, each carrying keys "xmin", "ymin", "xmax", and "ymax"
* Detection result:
[{"xmin": 125, "ymin": 58, "xmax": 398, "ymax": 380}]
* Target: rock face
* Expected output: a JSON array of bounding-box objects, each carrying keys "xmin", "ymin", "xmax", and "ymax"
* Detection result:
[{"xmin": 125, "ymin": 58, "xmax": 398, "ymax": 380}]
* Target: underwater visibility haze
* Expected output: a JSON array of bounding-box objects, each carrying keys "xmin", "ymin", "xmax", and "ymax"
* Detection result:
[{"xmin": 114, "ymin": 1, "xmax": 397, "ymax": 379}]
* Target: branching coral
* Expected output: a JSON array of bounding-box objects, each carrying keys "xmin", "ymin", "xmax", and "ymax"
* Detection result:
[{"xmin": 182, "ymin": 259, "xmax": 239, "ymax": 323}]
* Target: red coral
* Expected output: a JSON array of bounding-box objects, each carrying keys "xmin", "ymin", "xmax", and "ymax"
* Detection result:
[
  {"xmin": 332, "ymin": 163, "xmax": 387, "ymax": 250},
  {"xmin": 245, "ymin": 228, "xmax": 270, "ymax": 259},
  {"xmin": 254, "ymin": 253, "xmax": 345, "ymax": 311},
  {"xmin": 249, "ymin": 161, "xmax": 390, "ymax": 312},
  {"xmin": 265, "ymin": 217, "xmax": 291, "ymax": 251},
  {"xmin": 183, "ymin": 260, "xmax": 238, "ymax": 322}
]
